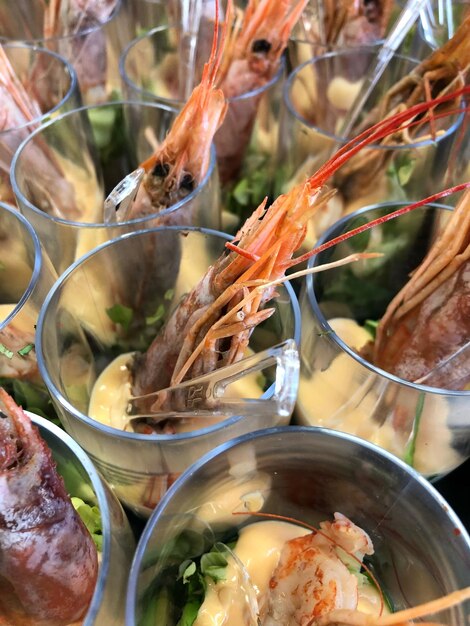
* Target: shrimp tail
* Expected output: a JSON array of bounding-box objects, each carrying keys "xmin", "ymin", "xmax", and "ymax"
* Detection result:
[{"xmin": 0, "ymin": 388, "xmax": 98, "ymax": 625}]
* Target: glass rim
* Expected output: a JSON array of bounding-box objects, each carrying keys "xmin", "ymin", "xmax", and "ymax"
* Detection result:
[
  {"xmin": 125, "ymin": 423, "xmax": 470, "ymax": 622},
  {"xmin": 284, "ymin": 47, "xmax": 463, "ymax": 149},
  {"xmin": 11, "ymin": 99, "xmax": 217, "ymax": 228},
  {"xmin": 306, "ymin": 200, "xmax": 470, "ymax": 397},
  {"xmin": 120, "ymin": 24, "xmax": 286, "ymax": 106},
  {"xmin": 0, "ymin": 202, "xmax": 43, "ymax": 331},
  {"xmin": 0, "ymin": 0, "xmax": 123, "ymax": 45},
  {"xmin": 29, "ymin": 412, "xmax": 113, "ymax": 625},
  {"xmin": 36, "ymin": 225, "xmax": 302, "ymax": 442},
  {"xmin": 0, "ymin": 42, "xmax": 77, "ymax": 136}
]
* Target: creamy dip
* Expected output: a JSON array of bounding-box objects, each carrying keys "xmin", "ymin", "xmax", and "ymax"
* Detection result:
[
  {"xmin": 297, "ymin": 318, "xmax": 462, "ymax": 475},
  {"xmin": 194, "ymin": 520, "xmax": 386, "ymax": 626}
]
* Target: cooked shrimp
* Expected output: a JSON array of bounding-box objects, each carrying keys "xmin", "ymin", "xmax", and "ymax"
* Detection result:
[
  {"xmin": 126, "ymin": 0, "xmax": 229, "ymax": 222},
  {"xmin": 43, "ymin": 0, "xmax": 118, "ymax": 102},
  {"xmin": 0, "ymin": 323, "xmax": 38, "ymax": 382},
  {"xmin": 266, "ymin": 514, "xmax": 374, "ymax": 625},
  {"xmin": 373, "ymin": 188, "xmax": 470, "ymax": 389},
  {"xmin": 214, "ymin": 0, "xmax": 308, "ymax": 184},
  {"xmin": 0, "ymin": 388, "xmax": 98, "ymax": 625}
]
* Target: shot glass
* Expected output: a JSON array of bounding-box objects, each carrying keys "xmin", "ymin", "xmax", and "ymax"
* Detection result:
[
  {"xmin": 0, "ymin": 42, "xmax": 79, "ymax": 203},
  {"xmin": 126, "ymin": 426, "xmax": 470, "ymax": 626},
  {"xmin": 297, "ymin": 202, "xmax": 470, "ymax": 478},
  {"xmin": 278, "ymin": 48, "xmax": 462, "ymax": 241},
  {"xmin": 32, "ymin": 412, "xmax": 135, "ymax": 625},
  {"xmin": 0, "ymin": 0, "xmax": 130, "ymax": 104},
  {"xmin": 120, "ymin": 24, "xmax": 286, "ymax": 222},
  {"xmin": 36, "ymin": 226, "xmax": 301, "ymax": 517},
  {"xmin": 0, "ymin": 202, "xmax": 57, "ymax": 408},
  {"xmin": 11, "ymin": 100, "xmax": 220, "ymax": 274}
]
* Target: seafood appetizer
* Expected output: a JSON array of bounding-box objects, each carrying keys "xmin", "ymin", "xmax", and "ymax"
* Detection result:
[
  {"xmin": 372, "ymin": 188, "xmax": 470, "ymax": 390},
  {"xmin": 284, "ymin": 14, "xmax": 470, "ymax": 236},
  {"xmin": 0, "ymin": 388, "xmax": 99, "ymax": 625},
  {"xmin": 297, "ymin": 191, "xmax": 470, "ymax": 476}
]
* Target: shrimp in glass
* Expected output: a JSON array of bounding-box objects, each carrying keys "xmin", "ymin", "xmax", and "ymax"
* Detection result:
[
  {"xmin": 214, "ymin": 0, "xmax": 309, "ymax": 185},
  {"xmin": 0, "ymin": 388, "xmax": 98, "ymax": 626},
  {"xmin": 373, "ymin": 187, "xmax": 470, "ymax": 390},
  {"xmin": 126, "ymin": 1, "xmax": 228, "ymax": 222},
  {"xmin": 43, "ymin": 0, "xmax": 119, "ymax": 103}
]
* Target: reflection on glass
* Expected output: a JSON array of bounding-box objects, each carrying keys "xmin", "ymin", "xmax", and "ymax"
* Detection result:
[
  {"xmin": 297, "ymin": 202, "xmax": 470, "ymax": 478},
  {"xmin": 37, "ymin": 227, "xmax": 300, "ymax": 516},
  {"xmin": 12, "ymin": 100, "xmax": 220, "ymax": 273},
  {"xmin": 126, "ymin": 426, "xmax": 470, "ymax": 626}
]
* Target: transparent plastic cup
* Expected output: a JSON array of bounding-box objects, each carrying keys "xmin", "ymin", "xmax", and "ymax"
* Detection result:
[
  {"xmin": 0, "ymin": 202, "xmax": 56, "ymax": 391},
  {"xmin": 0, "ymin": 42, "xmax": 79, "ymax": 203},
  {"xmin": 297, "ymin": 202, "xmax": 470, "ymax": 478},
  {"xmin": 31, "ymin": 412, "xmax": 135, "ymax": 625},
  {"xmin": 126, "ymin": 426, "xmax": 470, "ymax": 625},
  {"xmin": 11, "ymin": 100, "xmax": 220, "ymax": 274},
  {"xmin": 278, "ymin": 48, "xmax": 462, "ymax": 241},
  {"xmin": 36, "ymin": 226, "xmax": 301, "ymax": 517},
  {"xmin": 0, "ymin": 0, "xmax": 131, "ymax": 104}
]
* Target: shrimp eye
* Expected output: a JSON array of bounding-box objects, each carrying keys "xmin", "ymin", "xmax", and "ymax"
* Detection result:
[
  {"xmin": 180, "ymin": 174, "xmax": 194, "ymax": 191},
  {"xmin": 152, "ymin": 162, "xmax": 170, "ymax": 177},
  {"xmin": 252, "ymin": 39, "xmax": 271, "ymax": 54},
  {"xmin": 0, "ymin": 410, "xmax": 7, "ymax": 419}
]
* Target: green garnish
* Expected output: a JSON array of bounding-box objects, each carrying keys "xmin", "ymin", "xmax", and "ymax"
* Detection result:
[
  {"xmin": 0, "ymin": 344, "xmax": 14, "ymax": 359},
  {"xmin": 179, "ymin": 560, "xmax": 197, "ymax": 584},
  {"xmin": 71, "ymin": 497, "xmax": 103, "ymax": 551},
  {"xmin": 164, "ymin": 288, "xmax": 174, "ymax": 301},
  {"xmin": 146, "ymin": 304, "xmax": 165, "ymax": 326},
  {"xmin": 17, "ymin": 343, "xmax": 35, "ymax": 357},
  {"xmin": 363, "ymin": 319, "xmax": 379, "ymax": 339},
  {"xmin": 403, "ymin": 392, "xmax": 425, "ymax": 468},
  {"xmin": 200, "ymin": 550, "xmax": 229, "ymax": 583},
  {"xmin": 106, "ymin": 304, "xmax": 133, "ymax": 331}
]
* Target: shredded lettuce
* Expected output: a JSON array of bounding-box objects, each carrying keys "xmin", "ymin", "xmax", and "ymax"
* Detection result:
[{"xmin": 71, "ymin": 497, "xmax": 103, "ymax": 551}]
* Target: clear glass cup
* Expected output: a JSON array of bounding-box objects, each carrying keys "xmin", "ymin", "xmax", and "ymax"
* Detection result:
[
  {"xmin": 36, "ymin": 226, "xmax": 301, "ymax": 517},
  {"xmin": 11, "ymin": 100, "xmax": 220, "ymax": 274},
  {"xmin": 120, "ymin": 24, "xmax": 286, "ymax": 223},
  {"xmin": 297, "ymin": 201, "xmax": 470, "ymax": 478},
  {"xmin": 0, "ymin": 202, "xmax": 56, "ymax": 394},
  {"xmin": 31, "ymin": 412, "xmax": 135, "ymax": 625},
  {"xmin": 0, "ymin": 0, "xmax": 131, "ymax": 104},
  {"xmin": 419, "ymin": 0, "xmax": 470, "ymax": 50},
  {"xmin": 0, "ymin": 42, "xmax": 79, "ymax": 203},
  {"xmin": 278, "ymin": 48, "xmax": 462, "ymax": 242},
  {"xmin": 126, "ymin": 426, "xmax": 470, "ymax": 626}
]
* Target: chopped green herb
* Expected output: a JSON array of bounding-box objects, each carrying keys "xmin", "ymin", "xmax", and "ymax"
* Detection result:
[
  {"xmin": 106, "ymin": 304, "xmax": 133, "ymax": 331},
  {"xmin": 17, "ymin": 343, "xmax": 35, "ymax": 357},
  {"xmin": 363, "ymin": 319, "xmax": 379, "ymax": 339},
  {"xmin": 179, "ymin": 560, "xmax": 197, "ymax": 584},
  {"xmin": 164, "ymin": 288, "xmax": 175, "ymax": 301},
  {"xmin": 71, "ymin": 497, "xmax": 103, "ymax": 551},
  {"xmin": 146, "ymin": 303, "xmax": 165, "ymax": 326},
  {"xmin": 403, "ymin": 392, "xmax": 425, "ymax": 468},
  {"xmin": 0, "ymin": 344, "xmax": 14, "ymax": 359},
  {"xmin": 317, "ymin": 329, "xmax": 333, "ymax": 337}
]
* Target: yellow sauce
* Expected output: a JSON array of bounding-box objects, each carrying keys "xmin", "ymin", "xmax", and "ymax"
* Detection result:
[
  {"xmin": 88, "ymin": 351, "xmax": 263, "ymax": 434},
  {"xmin": 297, "ymin": 318, "xmax": 461, "ymax": 475},
  {"xmin": 194, "ymin": 520, "xmax": 387, "ymax": 625}
]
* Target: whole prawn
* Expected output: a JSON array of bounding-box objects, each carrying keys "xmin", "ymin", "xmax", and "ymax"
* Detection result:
[
  {"xmin": 373, "ymin": 188, "xmax": 470, "ymax": 390},
  {"xmin": 214, "ymin": 0, "xmax": 309, "ymax": 185},
  {"xmin": 131, "ymin": 88, "xmax": 470, "ymax": 408},
  {"xmin": 43, "ymin": 0, "xmax": 119, "ymax": 103},
  {"xmin": 0, "ymin": 388, "xmax": 98, "ymax": 625},
  {"xmin": 0, "ymin": 45, "xmax": 79, "ymax": 215},
  {"xmin": 126, "ymin": 0, "xmax": 228, "ymax": 222}
]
